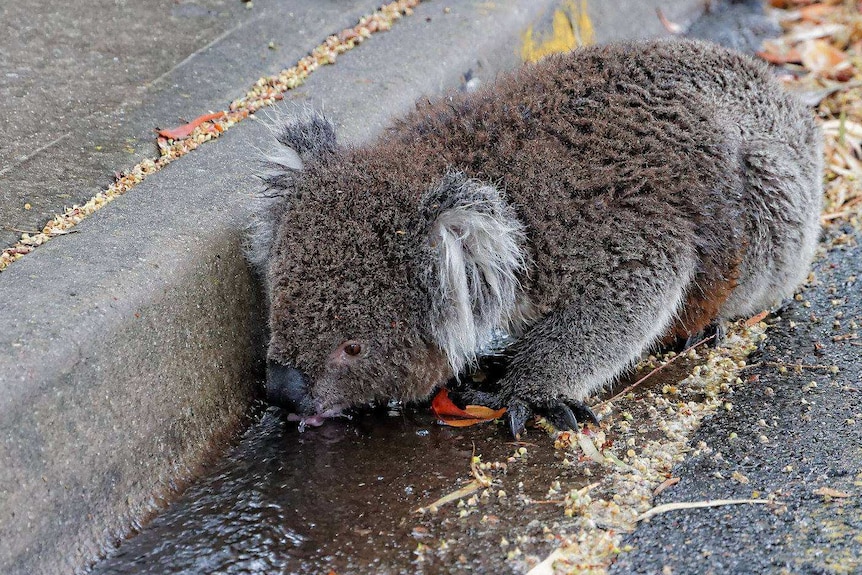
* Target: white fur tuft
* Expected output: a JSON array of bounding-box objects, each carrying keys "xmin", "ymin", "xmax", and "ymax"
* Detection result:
[{"xmin": 424, "ymin": 174, "xmax": 529, "ymax": 375}]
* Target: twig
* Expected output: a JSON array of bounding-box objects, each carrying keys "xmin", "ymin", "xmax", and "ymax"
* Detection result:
[
  {"xmin": 636, "ymin": 498, "xmax": 772, "ymax": 522},
  {"xmin": 765, "ymin": 361, "xmax": 838, "ymax": 370},
  {"xmin": 738, "ymin": 362, "xmax": 763, "ymax": 371},
  {"xmin": 595, "ymin": 333, "xmax": 715, "ymax": 409},
  {"xmin": 414, "ymin": 444, "xmax": 491, "ymax": 514},
  {"xmin": 413, "ymin": 479, "xmax": 483, "ymax": 514}
]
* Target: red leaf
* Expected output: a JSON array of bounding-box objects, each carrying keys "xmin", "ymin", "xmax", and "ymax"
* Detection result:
[
  {"xmin": 431, "ymin": 389, "xmax": 507, "ymax": 427},
  {"xmin": 157, "ymin": 111, "xmax": 227, "ymax": 140}
]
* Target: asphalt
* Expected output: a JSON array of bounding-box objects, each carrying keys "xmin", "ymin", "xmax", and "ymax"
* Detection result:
[
  {"xmin": 612, "ymin": 229, "xmax": 862, "ymax": 575},
  {"xmin": 0, "ymin": 1, "xmax": 709, "ymax": 574}
]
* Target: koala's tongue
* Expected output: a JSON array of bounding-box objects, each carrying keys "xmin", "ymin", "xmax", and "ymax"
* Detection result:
[{"xmin": 287, "ymin": 405, "xmax": 347, "ymax": 432}]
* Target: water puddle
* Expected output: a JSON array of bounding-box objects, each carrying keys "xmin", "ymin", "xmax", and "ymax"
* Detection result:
[
  {"xmin": 90, "ymin": 353, "xmax": 702, "ymax": 575},
  {"xmin": 91, "ymin": 406, "xmax": 579, "ymax": 574}
]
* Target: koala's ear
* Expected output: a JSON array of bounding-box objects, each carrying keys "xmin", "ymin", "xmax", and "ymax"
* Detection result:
[
  {"xmin": 246, "ymin": 112, "xmax": 338, "ymax": 278},
  {"xmin": 421, "ymin": 171, "xmax": 527, "ymax": 374},
  {"xmin": 260, "ymin": 112, "xmax": 338, "ymax": 187}
]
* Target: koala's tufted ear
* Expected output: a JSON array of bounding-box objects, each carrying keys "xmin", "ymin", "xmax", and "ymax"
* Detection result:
[
  {"xmin": 421, "ymin": 171, "xmax": 528, "ymax": 375},
  {"xmin": 245, "ymin": 112, "xmax": 338, "ymax": 278},
  {"xmin": 263, "ymin": 112, "xmax": 338, "ymax": 179}
]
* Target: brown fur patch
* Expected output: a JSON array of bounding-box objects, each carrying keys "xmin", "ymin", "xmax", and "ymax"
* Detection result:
[{"xmin": 664, "ymin": 253, "xmax": 743, "ymax": 343}]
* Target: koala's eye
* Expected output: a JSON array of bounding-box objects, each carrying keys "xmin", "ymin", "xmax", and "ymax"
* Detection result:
[{"xmin": 344, "ymin": 342, "xmax": 362, "ymax": 356}]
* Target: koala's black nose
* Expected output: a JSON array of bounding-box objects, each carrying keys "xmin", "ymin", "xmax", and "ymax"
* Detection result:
[{"xmin": 266, "ymin": 363, "xmax": 314, "ymax": 414}]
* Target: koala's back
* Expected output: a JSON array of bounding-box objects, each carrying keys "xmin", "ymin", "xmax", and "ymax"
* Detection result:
[{"xmin": 376, "ymin": 39, "xmax": 821, "ymax": 331}]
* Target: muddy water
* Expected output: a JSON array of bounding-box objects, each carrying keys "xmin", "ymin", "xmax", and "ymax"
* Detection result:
[
  {"xmin": 90, "ymin": 354, "xmax": 698, "ymax": 575},
  {"xmin": 90, "ymin": 406, "xmax": 588, "ymax": 574}
]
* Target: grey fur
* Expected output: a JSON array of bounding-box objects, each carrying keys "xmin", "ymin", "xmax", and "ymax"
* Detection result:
[
  {"xmin": 243, "ymin": 113, "xmax": 338, "ymax": 281},
  {"xmin": 248, "ymin": 39, "xmax": 822, "ymax": 424}
]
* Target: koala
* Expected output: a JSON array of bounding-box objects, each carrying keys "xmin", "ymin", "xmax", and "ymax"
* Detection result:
[{"xmin": 246, "ymin": 38, "xmax": 822, "ymax": 438}]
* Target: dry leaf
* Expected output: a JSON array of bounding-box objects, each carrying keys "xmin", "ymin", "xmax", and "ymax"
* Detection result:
[
  {"xmin": 813, "ymin": 486, "xmax": 852, "ymax": 498},
  {"xmin": 432, "ymin": 388, "xmax": 506, "ymax": 426},
  {"xmin": 655, "ymin": 8, "xmax": 682, "ymax": 34},
  {"xmin": 758, "ymin": 39, "xmax": 802, "ymax": 65},
  {"xmin": 157, "ymin": 112, "xmax": 227, "ymax": 140},
  {"xmin": 744, "ymin": 310, "xmax": 769, "ymax": 327},
  {"xmin": 785, "ymin": 23, "xmax": 848, "ymax": 44},
  {"xmin": 800, "ymin": 39, "xmax": 852, "ymax": 78},
  {"xmin": 799, "ymin": 4, "xmax": 838, "ymax": 22}
]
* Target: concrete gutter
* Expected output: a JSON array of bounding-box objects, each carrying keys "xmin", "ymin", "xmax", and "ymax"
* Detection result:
[{"xmin": 0, "ymin": 1, "xmax": 705, "ymax": 573}]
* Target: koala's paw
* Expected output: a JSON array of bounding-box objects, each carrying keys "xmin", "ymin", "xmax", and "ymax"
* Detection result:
[
  {"xmin": 506, "ymin": 397, "xmax": 599, "ymax": 440},
  {"xmin": 448, "ymin": 387, "xmax": 507, "ymax": 410},
  {"xmin": 449, "ymin": 386, "xmax": 599, "ymax": 439}
]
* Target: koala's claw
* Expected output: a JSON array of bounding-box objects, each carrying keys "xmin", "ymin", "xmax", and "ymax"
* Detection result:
[
  {"xmin": 506, "ymin": 398, "xmax": 599, "ymax": 439},
  {"xmin": 682, "ymin": 321, "xmax": 727, "ymax": 350},
  {"xmin": 448, "ymin": 385, "xmax": 599, "ymax": 439},
  {"xmin": 506, "ymin": 398, "xmax": 532, "ymax": 439}
]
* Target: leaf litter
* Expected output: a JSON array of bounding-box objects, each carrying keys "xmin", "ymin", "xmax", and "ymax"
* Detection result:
[{"xmin": 762, "ymin": 0, "xmax": 862, "ymax": 224}]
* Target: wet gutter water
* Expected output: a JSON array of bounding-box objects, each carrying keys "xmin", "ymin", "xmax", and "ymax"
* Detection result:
[
  {"xmin": 88, "ymin": 406, "xmax": 580, "ymax": 574},
  {"xmin": 88, "ymin": 352, "xmax": 713, "ymax": 575}
]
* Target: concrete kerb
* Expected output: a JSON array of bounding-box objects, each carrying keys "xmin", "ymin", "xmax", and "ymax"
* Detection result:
[{"xmin": 0, "ymin": 1, "xmax": 705, "ymax": 573}]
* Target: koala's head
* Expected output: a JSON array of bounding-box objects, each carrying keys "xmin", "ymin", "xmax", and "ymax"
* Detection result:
[{"xmin": 247, "ymin": 113, "xmax": 527, "ymax": 427}]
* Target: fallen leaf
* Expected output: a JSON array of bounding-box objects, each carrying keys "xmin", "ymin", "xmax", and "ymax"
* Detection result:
[
  {"xmin": 432, "ymin": 388, "xmax": 506, "ymax": 426},
  {"xmin": 757, "ymin": 40, "xmax": 802, "ymax": 65},
  {"xmin": 577, "ymin": 431, "xmax": 607, "ymax": 465},
  {"xmin": 769, "ymin": 0, "xmax": 818, "ymax": 8},
  {"xmin": 653, "ymin": 476, "xmax": 681, "ymax": 496},
  {"xmin": 157, "ymin": 111, "xmax": 227, "ymax": 140},
  {"xmin": 636, "ymin": 498, "xmax": 772, "ymax": 522},
  {"xmin": 800, "ymin": 39, "xmax": 853, "ymax": 79},
  {"xmin": 655, "ymin": 8, "xmax": 682, "ymax": 34},
  {"xmin": 789, "ymin": 79, "xmax": 862, "ymax": 106},
  {"xmin": 744, "ymin": 310, "xmax": 769, "ymax": 327},
  {"xmin": 799, "ymin": 4, "xmax": 838, "ymax": 22},
  {"xmin": 813, "ymin": 486, "xmax": 852, "ymax": 498},
  {"xmin": 785, "ymin": 23, "xmax": 848, "ymax": 43}
]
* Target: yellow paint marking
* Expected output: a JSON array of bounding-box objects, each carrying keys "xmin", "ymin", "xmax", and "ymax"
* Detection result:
[{"xmin": 520, "ymin": 0, "xmax": 594, "ymax": 63}]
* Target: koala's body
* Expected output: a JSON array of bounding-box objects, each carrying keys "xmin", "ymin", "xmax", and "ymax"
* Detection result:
[{"xmin": 247, "ymin": 39, "xmax": 822, "ymax": 436}]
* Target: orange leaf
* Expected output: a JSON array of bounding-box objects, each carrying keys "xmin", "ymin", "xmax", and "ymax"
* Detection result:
[
  {"xmin": 800, "ymin": 39, "xmax": 850, "ymax": 77},
  {"xmin": 157, "ymin": 111, "xmax": 227, "ymax": 140},
  {"xmin": 431, "ymin": 388, "xmax": 472, "ymax": 418},
  {"xmin": 757, "ymin": 47, "xmax": 802, "ymax": 65},
  {"xmin": 431, "ymin": 389, "xmax": 506, "ymax": 427},
  {"xmin": 462, "ymin": 404, "xmax": 508, "ymax": 419},
  {"xmin": 798, "ymin": 4, "xmax": 838, "ymax": 22},
  {"xmin": 744, "ymin": 310, "xmax": 769, "ymax": 327}
]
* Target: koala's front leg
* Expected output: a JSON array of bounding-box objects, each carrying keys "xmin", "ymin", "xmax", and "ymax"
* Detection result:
[
  {"xmin": 498, "ymin": 261, "xmax": 697, "ymax": 438},
  {"xmin": 421, "ymin": 174, "xmax": 700, "ymax": 437}
]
